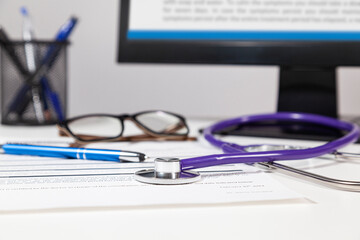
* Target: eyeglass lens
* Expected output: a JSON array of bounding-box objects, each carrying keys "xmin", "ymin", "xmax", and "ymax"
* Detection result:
[
  {"xmin": 135, "ymin": 111, "xmax": 187, "ymax": 134},
  {"xmin": 67, "ymin": 116, "xmax": 123, "ymax": 139}
]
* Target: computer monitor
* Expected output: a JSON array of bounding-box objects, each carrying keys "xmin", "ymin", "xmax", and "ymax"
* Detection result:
[{"xmin": 118, "ymin": 0, "xmax": 360, "ymax": 140}]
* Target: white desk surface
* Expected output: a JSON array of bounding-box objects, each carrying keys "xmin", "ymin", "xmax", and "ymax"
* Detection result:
[{"xmin": 0, "ymin": 119, "xmax": 360, "ymax": 240}]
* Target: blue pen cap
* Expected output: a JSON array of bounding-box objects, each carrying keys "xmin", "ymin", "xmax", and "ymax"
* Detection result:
[{"xmin": 20, "ymin": 6, "xmax": 29, "ymax": 16}]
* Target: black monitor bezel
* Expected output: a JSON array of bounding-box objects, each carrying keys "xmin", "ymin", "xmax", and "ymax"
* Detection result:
[{"xmin": 118, "ymin": 0, "xmax": 360, "ymax": 66}]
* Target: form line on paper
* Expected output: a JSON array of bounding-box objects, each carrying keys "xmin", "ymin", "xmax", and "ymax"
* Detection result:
[{"xmin": 0, "ymin": 173, "xmax": 134, "ymax": 179}]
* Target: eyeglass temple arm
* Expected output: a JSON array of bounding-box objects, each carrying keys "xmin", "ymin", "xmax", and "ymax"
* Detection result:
[
  {"xmin": 162, "ymin": 123, "xmax": 188, "ymax": 134},
  {"xmin": 59, "ymin": 129, "xmax": 193, "ymax": 141},
  {"xmin": 58, "ymin": 122, "xmax": 188, "ymax": 136},
  {"xmin": 58, "ymin": 127, "xmax": 195, "ymax": 144},
  {"xmin": 58, "ymin": 126, "xmax": 69, "ymax": 136}
]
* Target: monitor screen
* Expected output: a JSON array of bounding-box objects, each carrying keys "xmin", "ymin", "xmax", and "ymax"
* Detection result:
[
  {"xmin": 128, "ymin": 0, "xmax": 360, "ymax": 41},
  {"xmin": 119, "ymin": 0, "xmax": 360, "ymax": 66},
  {"xmin": 118, "ymin": 0, "xmax": 360, "ymax": 141}
]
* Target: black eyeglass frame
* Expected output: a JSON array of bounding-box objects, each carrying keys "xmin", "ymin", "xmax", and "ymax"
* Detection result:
[{"xmin": 57, "ymin": 110, "xmax": 191, "ymax": 144}]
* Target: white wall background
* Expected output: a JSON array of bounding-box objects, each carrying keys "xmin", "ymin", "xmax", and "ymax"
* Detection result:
[{"xmin": 1, "ymin": 0, "xmax": 360, "ymax": 119}]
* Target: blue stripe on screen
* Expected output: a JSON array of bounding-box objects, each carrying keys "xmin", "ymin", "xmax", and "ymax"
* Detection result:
[{"xmin": 127, "ymin": 30, "xmax": 360, "ymax": 41}]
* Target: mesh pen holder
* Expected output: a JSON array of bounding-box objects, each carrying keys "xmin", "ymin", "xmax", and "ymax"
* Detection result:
[{"xmin": 1, "ymin": 41, "xmax": 68, "ymax": 125}]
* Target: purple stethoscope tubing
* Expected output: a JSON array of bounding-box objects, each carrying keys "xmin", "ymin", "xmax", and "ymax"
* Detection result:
[
  {"xmin": 181, "ymin": 112, "xmax": 360, "ymax": 171},
  {"xmin": 134, "ymin": 112, "xmax": 360, "ymax": 189}
]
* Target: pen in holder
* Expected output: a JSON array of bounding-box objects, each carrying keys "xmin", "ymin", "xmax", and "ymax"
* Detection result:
[{"xmin": 1, "ymin": 40, "xmax": 68, "ymax": 125}]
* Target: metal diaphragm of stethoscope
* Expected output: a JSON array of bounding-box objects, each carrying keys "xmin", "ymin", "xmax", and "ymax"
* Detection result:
[{"xmin": 134, "ymin": 112, "xmax": 360, "ymax": 191}]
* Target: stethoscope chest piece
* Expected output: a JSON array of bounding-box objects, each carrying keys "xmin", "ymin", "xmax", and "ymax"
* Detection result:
[{"xmin": 134, "ymin": 157, "xmax": 201, "ymax": 185}]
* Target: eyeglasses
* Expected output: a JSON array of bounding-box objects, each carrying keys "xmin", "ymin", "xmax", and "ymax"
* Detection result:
[{"xmin": 57, "ymin": 110, "xmax": 194, "ymax": 144}]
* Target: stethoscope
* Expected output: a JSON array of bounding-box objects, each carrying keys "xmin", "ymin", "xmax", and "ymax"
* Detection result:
[{"xmin": 134, "ymin": 112, "xmax": 360, "ymax": 191}]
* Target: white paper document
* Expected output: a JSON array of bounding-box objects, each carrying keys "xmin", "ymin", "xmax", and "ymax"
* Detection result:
[{"xmin": 0, "ymin": 141, "xmax": 304, "ymax": 211}]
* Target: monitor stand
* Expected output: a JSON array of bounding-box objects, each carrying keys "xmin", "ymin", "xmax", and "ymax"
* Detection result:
[
  {"xmin": 220, "ymin": 66, "xmax": 352, "ymax": 142},
  {"xmin": 277, "ymin": 66, "xmax": 337, "ymax": 118}
]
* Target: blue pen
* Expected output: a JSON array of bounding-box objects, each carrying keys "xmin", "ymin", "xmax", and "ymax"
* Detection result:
[
  {"xmin": 0, "ymin": 144, "xmax": 146, "ymax": 162},
  {"xmin": 22, "ymin": 16, "xmax": 77, "ymax": 83},
  {"xmin": 43, "ymin": 16, "xmax": 78, "ymax": 64},
  {"xmin": 41, "ymin": 77, "xmax": 64, "ymax": 120},
  {"xmin": 39, "ymin": 16, "xmax": 78, "ymax": 121}
]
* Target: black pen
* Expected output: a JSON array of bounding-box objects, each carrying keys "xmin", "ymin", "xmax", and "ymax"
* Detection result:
[
  {"xmin": 0, "ymin": 26, "xmax": 29, "ymax": 76},
  {"xmin": 0, "ymin": 26, "xmax": 33, "ymax": 119}
]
